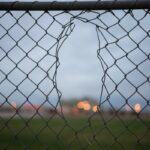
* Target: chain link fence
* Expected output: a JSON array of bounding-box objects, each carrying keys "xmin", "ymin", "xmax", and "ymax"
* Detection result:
[{"xmin": 0, "ymin": 1, "xmax": 150, "ymax": 150}]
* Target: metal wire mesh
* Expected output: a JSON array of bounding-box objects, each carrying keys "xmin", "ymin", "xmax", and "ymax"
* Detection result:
[{"xmin": 0, "ymin": 1, "xmax": 150, "ymax": 150}]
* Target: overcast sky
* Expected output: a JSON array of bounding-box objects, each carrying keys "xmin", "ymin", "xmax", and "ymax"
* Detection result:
[{"xmin": 0, "ymin": 0, "xmax": 150, "ymax": 111}]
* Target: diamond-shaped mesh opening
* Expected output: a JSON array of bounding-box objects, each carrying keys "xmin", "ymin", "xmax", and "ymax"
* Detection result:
[
  {"xmin": 18, "ymin": 57, "xmax": 36, "ymax": 74},
  {"xmin": 38, "ymin": 34, "xmax": 56, "ymax": 50},
  {"xmin": 28, "ymin": 24, "xmax": 45, "ymax": 42},
  {"xmin": 0, "ymin": 12, "xmax": 16, "ymax": 30},
  {"xmin": 39, "ymin": 55, "xmax": 56, "ymax": 71},
  {"xmin": 0, "ymin": 35, "xmax": 16, "ymax": 52},
  {"xmin": 0, "ymin": 79, "xmax": 16, "ymax": 97},
  {"xmin": 9, "ymin": 24, "xmax": 26, "ymax": 41},
  {"xmin": 8, "ymin": 68, "xmax": 26, "ymax": 86},
  {"xmin": 119, "ymin": 13, "xmax": 137, "ymax": 32},
  {"xmin": 0, "ymin": 57, "xmax": 16, "ymax": 74},
  {"xmin": 117, "ymin": 79, "xmax": 135, "ymax": 98},
  {"xmin": 107, "ymin": 43, "xmax": 126, "ymax": 59},
  {"xmin": 18, "ymin": 35, "xmax": 36, "ymax": 52},
  {"xmin": 18, "ymin": 79, "xmax": 36, "ymax": 97},
  {"xmin": 116, "ymin": 57, "xmax": 136, "ymax": 74},
  {"xmin": 129, "ymin": 26, "xmax": 147, "ymax": 43},
  {"xmin": 100, "ymin": 12, "xmax": 119, "ymax": 26},
  {"xmin": 0, "ymin": 1, "xmax": 150, "ymax": 150},
  {"xmin": 108, "ymin": 24, "xmax": 127, "ymax": 39},
  {"xmin": 128, "ymin": 48, "xmax": 147, "ymax": 65},
  {"xmin": 8, "ymin": 46, "xmax": 26, "ymax": 63},
  {"xmin": 18, "ymin": 13, "xmax": 35, "ymax": 30},
  {"xmin": 28, "ymin": 67, "xmax": 46, "ymax": 84},
  {"xmin": 127, "ymin": 70, "xmax": 147, "ymax": 87},
  {"xmin": 28, "ymin": 46, "xmax": 47, "ymax": 62},
  {"xmin": 37, "ymin": 12, "xmax": 53, "ymax": 29},
  {"xmin": 38, "ymin": 78, "xmax": 54, "ymax": 95}
]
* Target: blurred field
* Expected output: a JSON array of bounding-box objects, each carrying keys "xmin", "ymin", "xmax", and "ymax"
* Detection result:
[{"xmin": 0, "ymin": 117, "xmax": 149, "ymax": 150}]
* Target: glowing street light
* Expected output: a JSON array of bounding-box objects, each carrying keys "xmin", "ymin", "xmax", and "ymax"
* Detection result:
[
  {"xmin": 92, "ymin": 105, "xmax": 99, "ymax": 112},
  {"xmin": 134, "ymin": 103, "xmax": 141, "ymax": 113},
  {"xmin": 77, "ymin": 101, "xmax": 91, "ymax": 111},
  {"xmin": 83, "ymin": 102, "xmax": 91, "ymax": 111},
  {"xmin": 77, "ymin": 101, "xmax": 84, "ymax": 109}
]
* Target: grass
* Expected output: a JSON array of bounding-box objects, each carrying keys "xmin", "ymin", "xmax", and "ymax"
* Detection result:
[{"xmin": 0, "ymin": 116, "xmax": 149, "ymax": 150}]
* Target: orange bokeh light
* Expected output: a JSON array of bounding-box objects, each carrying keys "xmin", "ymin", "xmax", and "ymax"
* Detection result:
[
  {"xmin": 93, "ymin": 105, "xmax": 100, "ymax": 112},
  {"xmin": 134, "ymin": 103, "xmax": 141, "ymax": 113},
  {"xmin": 77, "ymin": 102, "xmax": 84, "ymax": 109},
  {"xmin": 93, "ymin": 105, "xmax": 98, "ymax": 112},
  {"xmin": 77, "ymin": 101, "xmax": 91, "ymax": 111},
  {"xmin": 83, "ymin": 103, "xmax": 91, "ymax": 111}
]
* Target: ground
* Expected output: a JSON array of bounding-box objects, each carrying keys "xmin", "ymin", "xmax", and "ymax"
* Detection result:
[{"xmin": 0, "ymin": 116, "xmax": 149, "ymax": 150}]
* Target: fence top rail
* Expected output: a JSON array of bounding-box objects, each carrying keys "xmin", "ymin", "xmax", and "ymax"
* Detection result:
[{"xmin": 0, "ymin": 1, "xmax": 150, "ymax": 11}]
